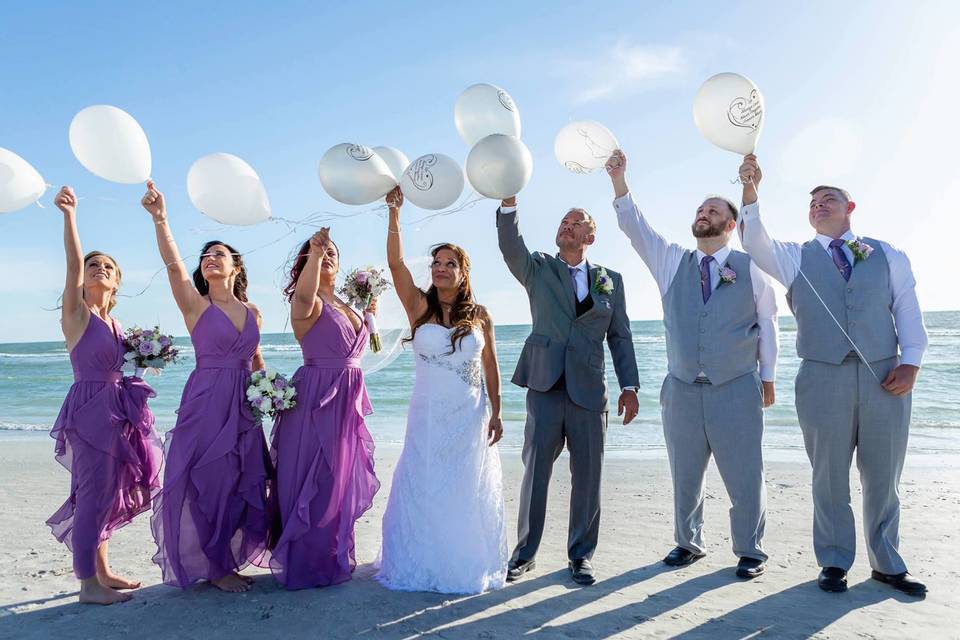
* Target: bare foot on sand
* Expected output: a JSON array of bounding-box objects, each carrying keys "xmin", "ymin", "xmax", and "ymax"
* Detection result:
[
  {"xmin": 235, "ymin": 572, "xmax": 255, "ymax": 585},
  {"xmin": 98, "ymin": 570, "xmax": 142, "ymax": 590},
  {"xmin": 79, "ymin": 579, "xmax": 132, "ymax": 605},
  {"xmin": 212, "ymin": 574, "xmax": 251, "ymax": 593}
]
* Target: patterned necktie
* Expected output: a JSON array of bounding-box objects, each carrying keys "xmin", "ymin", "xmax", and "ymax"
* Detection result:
[
  {"xmin": 700, "ymin": 255, "xmax": 714, "ymax": 303},
  {"xmin": 829, "ymin": 239, "xmax": 852, "ymax": 281},
  {"xmin": 569, "ymin": 266, "xmax": 583, "ymax": 302}
]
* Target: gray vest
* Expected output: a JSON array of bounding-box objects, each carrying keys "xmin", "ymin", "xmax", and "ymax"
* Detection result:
[
  {"xmin": 786, "ymin": 238, "xmax": 898, "ymax": 364},
  {"xmin": 662, "ymin": 250, "xmax": 759, "ymax": 385}
]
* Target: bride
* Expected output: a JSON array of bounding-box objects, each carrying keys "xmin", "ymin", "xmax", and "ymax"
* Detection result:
[{"xmin": 375, "ymin": 187, "xmax": 508, "ymax": 594}]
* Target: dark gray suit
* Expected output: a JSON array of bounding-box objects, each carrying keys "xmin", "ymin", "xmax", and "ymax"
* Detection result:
[{"xmin": 497, "ymin": 208, "xmax": 640, "ymax": 562}]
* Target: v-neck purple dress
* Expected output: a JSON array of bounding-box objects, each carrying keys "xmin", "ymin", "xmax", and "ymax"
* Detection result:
[
  {"xmin": 266, "ymin": 304, "xmax": 379, "ymax": 589},
  {"xmin": 150, "ymin": 302, "xmax": 272, "ymax": 588},
  {"xmin": 47, "ymin": 314, "xmax": 163, "ymax": 579}
]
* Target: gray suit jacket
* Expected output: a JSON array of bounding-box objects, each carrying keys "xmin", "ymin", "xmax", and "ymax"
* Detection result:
[{"xmin": 497, "ymin": 208, "xmax": 640, "ymax": 412}]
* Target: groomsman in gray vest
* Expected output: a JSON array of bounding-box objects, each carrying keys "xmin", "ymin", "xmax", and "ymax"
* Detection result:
[
  {"xmin": 606, "ymin": 150, "xmax": 778, "ymax": 579},
  {"xmin": 738, "ymin": 155, "xmax": 928, "ymax": 596},
  {"xmin": 496, "ymin": 194, "xmax": 641, "ymax": 586}
]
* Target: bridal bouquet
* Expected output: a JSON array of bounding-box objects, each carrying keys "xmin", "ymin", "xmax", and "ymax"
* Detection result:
[
  {"xmin": 339, "ymin": 266, "xmax": 391, "ymax": 353},
  {"xmin": 246, "ymin": 369, "xmax": 297, "ymax": 423},
  {"xmin": 122, "ymin": 325, "xmax": 179, "ymax": 377}
]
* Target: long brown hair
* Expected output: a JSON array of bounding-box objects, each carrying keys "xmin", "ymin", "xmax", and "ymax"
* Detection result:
[
  {"xmin": 83, "ymin": 251, "xmax": 122, "ymax": 312},
  {"xmin": 406, "ymin": 243, "xmax": 484, "ymax": 354},
  {"xmin": 192, "ymin": 240, "xmax": 249, "ymax": 302},
  {"xmin": 282, "ymin": 237, "xmax": 339, "ymax": 302}
]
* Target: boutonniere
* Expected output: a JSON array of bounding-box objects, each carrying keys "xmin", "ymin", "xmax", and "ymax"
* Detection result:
[
  {"xmin": 719, "ymin": 266, "xmax": 737, "ymax": 286},
  {"xmin": 846, "ymin": 239, "xmax": 873, "ymax": 263},
  {"xmin": 592, "ymin": 267, "xmax": 614, "ymax": 295}
]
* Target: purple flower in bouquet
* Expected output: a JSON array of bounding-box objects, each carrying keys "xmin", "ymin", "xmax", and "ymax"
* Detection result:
[
  {"xmin": 138, "ymin": 341, "xmax": 155, "ymax": 355},
  {"xmin": 159, "ymin": 335, "xmax": 172, "ymax": 347},
  {"xmin": 272, "ymin": 378, "xmax": 286, "ymax": 391}
]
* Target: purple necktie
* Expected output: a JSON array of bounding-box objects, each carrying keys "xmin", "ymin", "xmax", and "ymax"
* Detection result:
[
  {"xmin": 699, "ymin": 255, "xmax": 714, "ymax": 303},
  {"xmin": 829, "ymin": 239, "xmax": 852, "ymax": 281}
]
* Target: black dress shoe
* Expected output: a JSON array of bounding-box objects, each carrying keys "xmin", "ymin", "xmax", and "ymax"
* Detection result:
[
  {"xmin": 569, "ymin": 559, "xmax": 596, "ymax": 585},
  {"xmin": 736, "ymin": 557, "xmax": 766, "ymax": 579},
  {"xmin": 506, "ymin": 558, "xmax": 536, "ymax": 582},
  {"xmin": 818, "ymin": 567, "xmax": 848, "ymax": 593},
  {"xmin": 663, "ymin": 546, "xmax": 706, "ymax": 567},
  {"xmin": 871, "ymin": 570, "xmax": 927, "ymax": 597}
]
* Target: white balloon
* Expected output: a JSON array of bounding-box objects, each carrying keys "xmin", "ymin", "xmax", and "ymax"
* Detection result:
[
  {"xmin": 454, "ymin": 83, "xmax": 522, "ymax": 147},
  {"xmin": 318, "ymin": 143, "xmax": 396, "ymax": 205},
  {"xmin": 69, "ymin": 105, "xmax": 151, "ymax": 183},
  {"xmin": 400, "ymin": 154, "xmax": 464, "ymax": 210},
  {"xmin": 372, "ymin": 146, "xmax": 410, "ymax": 182},
  {"xmin": 187, "ymin": 153, "xmax": 272, "ymax": 226},
  {"xmin": 693, "ymin": 72, "xmax": 764, "ymax": 155},
  {"xmin": 0, "ymin": 148, "xmax": 46, "ymax": 214},
  {"xmin": 554, "ymin": 120, "xmax": 619, "ymax": 174},
  {"xmin": 466, "ymin": 134, "xmax": 533, "ymax": 199}
]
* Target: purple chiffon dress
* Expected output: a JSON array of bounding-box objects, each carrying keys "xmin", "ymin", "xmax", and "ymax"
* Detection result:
[
  {"xmin": 46, "ymin": 314, "xmax": 163, "ymax": 579},
  {"xmin": 150, "ymin": 302, "xmax": 272, "ymax": 587},
  {"xmin": 267, "ymin": 304, "xmax": 379, "ymax": 589}
]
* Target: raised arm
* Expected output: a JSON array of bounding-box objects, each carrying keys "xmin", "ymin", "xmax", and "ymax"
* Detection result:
[
  {"xmin": 292, "ymin": 229, "xmax": 327, "ymax": 323},
  {"xmin": 54, "ymin": 187, "xmax": 89, "ymax": 346},
  {"xmin": 385, "ymin": 187, "xmax": 426, "ymax": 323},
  {"xmin": 738, "ymin": 155, "xmax": 802, "ymax": 287},
  {"xmin": 141, "ymin": 182, "xmax": 205, "ymax": 321},
  {"xmin": 605, "ymin": 150, "xmax": 684, "ymax": 295},
  {"xmin": 480, "ymin": 307, "xmax": 504, "ymax": 446},
  {"xmin": 496, "ymin": 196, "xmax": 541, "ymax": 287},
  {"xmin": 606, "ymin": 271, "xmax": 640, "ymax": 425}
]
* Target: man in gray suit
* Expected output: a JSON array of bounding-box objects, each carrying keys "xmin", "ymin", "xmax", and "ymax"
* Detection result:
[
  {"xmin": 497, "ymin": 194, "xmax": 640, "ymax": 586},
  {"xmin": 739, "ymin": 155, "xmax": 928, "ymax": 597},
  {"xmin": 606, "ymin": 150, "xmax": 778, "ymax": 579}
]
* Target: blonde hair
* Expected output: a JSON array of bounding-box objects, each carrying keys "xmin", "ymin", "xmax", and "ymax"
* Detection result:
[{"xmin": 83, "ymin": 251, "xmax": 122, "ymax": 312}]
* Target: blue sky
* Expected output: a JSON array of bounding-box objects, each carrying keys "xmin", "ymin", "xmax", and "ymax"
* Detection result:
[{"xmin": 2, "ymin": 1, "xmax": 958, "ymax": 342}]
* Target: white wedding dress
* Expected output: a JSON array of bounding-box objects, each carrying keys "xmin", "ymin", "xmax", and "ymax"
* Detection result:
[{"xmin": 375, "ymin": 324, "xmax": 508, "ymax": 594}]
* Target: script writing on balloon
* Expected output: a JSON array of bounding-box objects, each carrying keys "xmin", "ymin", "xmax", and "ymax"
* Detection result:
[
  {"xmin": 407, "ymin": 155, "xmax": 439, "ymax": 191},
  {"xmin": 727, "ymin": 90, "xmax": 763, "ymax": 131}
]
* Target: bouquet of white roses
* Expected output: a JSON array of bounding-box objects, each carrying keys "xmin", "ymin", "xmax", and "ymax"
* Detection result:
[
  {"xmin": 339, "ymin": 266, "xmax": 391, "ymax": 353},
  {"xmin": 246, "ymin": 369, "xmax": 297, "ymax": 423},
  {"xmin": 123, "ymin": 325, "xmax": 179, "ymax": 377}
]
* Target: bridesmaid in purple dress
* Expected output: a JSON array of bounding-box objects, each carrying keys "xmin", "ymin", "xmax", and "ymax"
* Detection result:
[
  {"xmin": 267, "ymin": 228, "xmax": 379, "ymax": 589},
  {"xmin": 47, "ymin": 187, "xmax": 163, "ymax": 605},
  {"xmin": 141, "ymin": 182, "xmax": 272, "ymax": 593}
]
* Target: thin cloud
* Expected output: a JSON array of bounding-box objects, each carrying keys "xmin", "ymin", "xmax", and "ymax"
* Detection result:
[{"xmin": 566, "ymin": 41, "xmax": 686, "ymax": 104}]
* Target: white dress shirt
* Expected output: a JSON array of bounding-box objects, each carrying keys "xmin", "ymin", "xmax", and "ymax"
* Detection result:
[
  {"xmin": 613, "ymin": 192, "xmax": 779, "ymax": 381},
  {"xmin": 738, "ymin": 201, "xmax": 928, "ymax": 366}
]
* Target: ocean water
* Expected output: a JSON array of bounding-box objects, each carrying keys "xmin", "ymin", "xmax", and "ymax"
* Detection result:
[{"xmin": 1, "ymin": 312, "xmax": 958, "ymax": 457}]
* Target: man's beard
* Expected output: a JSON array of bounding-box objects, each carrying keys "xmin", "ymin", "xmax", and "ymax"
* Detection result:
[{"xmin": 691, "ymin": 220, "xmax": 726, "ymax": 238}]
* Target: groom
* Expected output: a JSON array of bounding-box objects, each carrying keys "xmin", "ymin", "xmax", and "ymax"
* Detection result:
[{"xmin": 497, "ymin": 195, "xmax": 640, "ymax": 586}]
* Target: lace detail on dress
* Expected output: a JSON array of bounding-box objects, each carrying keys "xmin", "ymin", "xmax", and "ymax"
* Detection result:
[
  {"xmin": 417, "ymin": 352, "xmax": 483, "ymax": 388},
  {"xmin": 375, "ymin": 325, "xmax": 507, "ymax": 594}
]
